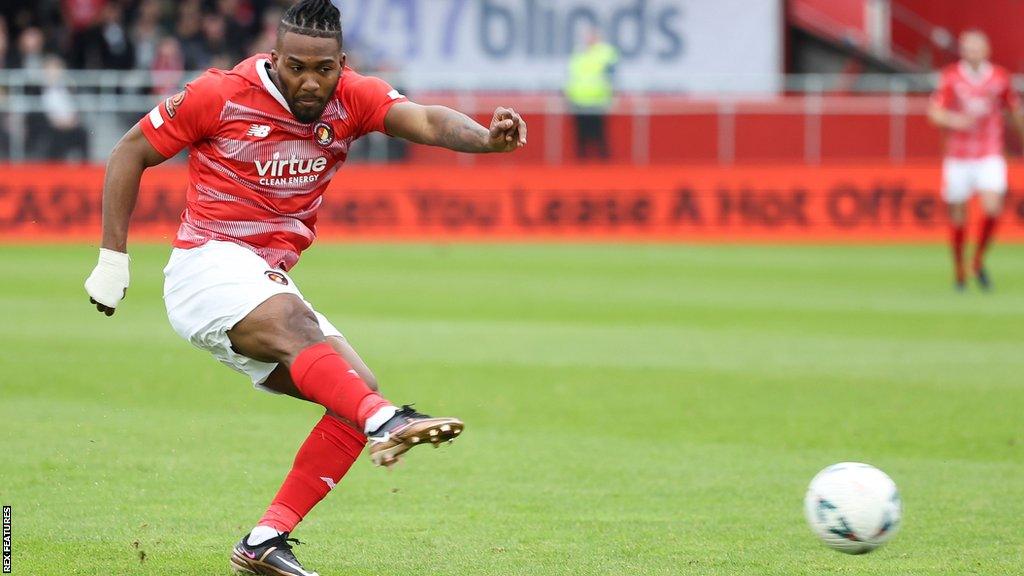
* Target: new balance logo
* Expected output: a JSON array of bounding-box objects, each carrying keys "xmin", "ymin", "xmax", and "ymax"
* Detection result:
[{"xmin": 246, "ymin": 124, "xmax": 271, "ymax": 138}]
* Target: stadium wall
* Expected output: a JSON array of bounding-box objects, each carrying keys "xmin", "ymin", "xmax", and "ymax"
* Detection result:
[{"xmin": 2, "ymin": 164, "xmax": 1022, "ymax": 243}]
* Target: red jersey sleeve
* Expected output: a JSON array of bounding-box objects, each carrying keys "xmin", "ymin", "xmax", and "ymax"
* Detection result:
[
  {"xmin": 343, "ymin": 73, "xmax": 408, "ymax": 137},
  {"xmin": 931, "ymin": 69, "xmax": 955, "ymax": 110},
  {"xmin": 140, "ymin": 71, "xmax": 226, "ymax": 158}
]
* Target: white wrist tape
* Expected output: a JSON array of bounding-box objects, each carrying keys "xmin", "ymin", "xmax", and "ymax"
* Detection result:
[{"xmin": 84, "ymin": 248, "xmax": 131, "ymax": 308}]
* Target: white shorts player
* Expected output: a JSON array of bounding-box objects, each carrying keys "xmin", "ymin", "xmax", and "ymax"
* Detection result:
[
  {"xmin": 941, "ymin": 154, "xmax": 1007, "ymax": 204},
  {"xmin": 163, "ymin": 240, "xmax": 343, "ymax": 392}
]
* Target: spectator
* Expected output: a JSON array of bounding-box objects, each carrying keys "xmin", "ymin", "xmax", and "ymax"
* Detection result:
[
  {"xmin": 73, "ymin": 1, "xmax": 134, "ymax": 69},
  {"xmin": 62, "ymin": 0, "xmax": 106, "ymax": 34},
  {"xmin": 12, "ymin": 26, "xmax": 45, "ymax": 69},
  {"xmin": 131, "ymin": 0, "xmax": 163, "ymax": 70},
  {"xmin": 150, "ymin": 35, "xmax": 183, "ymax": 96},
  {"xmin": 176, "ymin": 0, "xmax": 207, "ymax": 70},
  {"xmin": 13, "ymin": 27, "xmax": 49, "ymax": 159},
  {"xmin": 40, "ymin": 55, "xmax": 90, "ymax": 160},
  {"xmin": 217, "ymin": 0, "xmax": 255, "ymax": 52},
  {"xmin": 200, "ymin": 13, "xmax": 234, "ymax": 67},
  {"xmin": 0, "ymin": 16, "xmax": 10, "ymax": 159},
  {"xmin": 564, "ymin": 28, "xmax": 619, "ymax": 161}
]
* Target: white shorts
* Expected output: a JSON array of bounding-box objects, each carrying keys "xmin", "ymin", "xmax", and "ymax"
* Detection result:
[
  {"xmin": 942, "ymin": 155, "xmax": 1008, "ymax": 203},
  {"xmin": 163, "ymin": 240, "xmax": 342, "ymax": 392}
]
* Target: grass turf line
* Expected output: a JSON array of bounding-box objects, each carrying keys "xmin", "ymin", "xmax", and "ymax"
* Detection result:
[{"xmin": 1, "ymin": 243, "xmax": 1022, "ymax": 575}]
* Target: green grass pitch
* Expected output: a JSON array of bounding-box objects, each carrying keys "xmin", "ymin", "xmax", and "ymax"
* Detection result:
[{"xmin": 2, "ymin": 243, "xmax": 1022, "ymax": 575}]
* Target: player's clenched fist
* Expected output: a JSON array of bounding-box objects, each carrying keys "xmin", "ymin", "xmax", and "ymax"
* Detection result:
[
  {"xmin": 487, "ymin": 107, "xmax": 527, "ymax": 152},
  {"xmin": 84, "ymin": 249, "xmax": 130, "ymax": 316}
]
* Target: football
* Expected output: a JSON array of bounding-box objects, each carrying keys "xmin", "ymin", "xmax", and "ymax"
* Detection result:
[{"xmin": 804, "ymin": 462, "xmax": 902, "ymax": 554}]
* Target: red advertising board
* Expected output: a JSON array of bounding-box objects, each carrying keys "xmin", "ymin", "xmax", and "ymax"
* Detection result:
[{"xmin": 1, "ymin": 164, "xmax": 1022, "ymax": 243}]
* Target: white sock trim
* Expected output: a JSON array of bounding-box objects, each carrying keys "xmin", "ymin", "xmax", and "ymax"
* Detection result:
[
  {"xmin": 247, "ymin": 525, "xmax": 282, "ymax": 546},
  {"xmin": 364, "ymin": 405, "xmax": 398, "ymax": 435}
]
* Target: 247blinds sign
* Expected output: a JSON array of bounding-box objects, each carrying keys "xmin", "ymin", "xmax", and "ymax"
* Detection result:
[
  {"xmin": 334, "ymin": 0, "xmax": 783, "ymax": 93},
  {"xmin": 2, "ymin": 165, "xmax": 1024, "ymax": 242}
]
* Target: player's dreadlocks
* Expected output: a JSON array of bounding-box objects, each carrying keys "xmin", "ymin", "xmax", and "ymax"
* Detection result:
[{"xmin": 279, "ymin": 0, "xmax": 343, "ymax": 45}]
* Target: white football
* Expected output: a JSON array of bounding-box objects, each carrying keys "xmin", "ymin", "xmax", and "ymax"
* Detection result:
[{"xmin": 804, "ymin": 462, "xmax": 902, "ymax": 554}]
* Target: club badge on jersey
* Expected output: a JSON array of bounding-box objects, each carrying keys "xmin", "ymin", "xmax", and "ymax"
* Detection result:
[
  {"xmin": 314, "ymin": 121, "xmax": 334, "ymax": 147},
  {"xmin": 165, "ymin": 91, "xmax": 186, "ymax": 118}
]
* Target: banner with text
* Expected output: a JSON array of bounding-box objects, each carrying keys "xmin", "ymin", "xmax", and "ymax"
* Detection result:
[
  {"xmin": 335, "ymin": 0, "xmax": 783, "ymax": 93},
  {"xmin": 2, "ymin": 164, "xmax": 1022, "ymax": 243}
]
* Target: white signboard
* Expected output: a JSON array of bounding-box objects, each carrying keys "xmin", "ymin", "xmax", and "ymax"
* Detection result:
[{"xmin": 335, "ymin": 0, "xmax": 783, "ymax": 94}]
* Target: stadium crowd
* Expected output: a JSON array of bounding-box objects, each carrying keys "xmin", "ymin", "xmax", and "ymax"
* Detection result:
[
  {"xmin": 0, "ymin": 0, "xmax": 405, "ymax": 161},
  {"xmin": 0, "ymin": 0, "xmax": 303, "ymax": 75}
]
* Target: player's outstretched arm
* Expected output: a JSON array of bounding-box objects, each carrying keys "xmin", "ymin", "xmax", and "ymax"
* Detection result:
[
  {"xmin": 384, "ymin": 102, "xmax": 527, "ymax": 153},
  {"xmin": 927, "ymin": 101, "xmax": 974, "ymax": 131},
  {"xmin": 84, "ymin": 123, "xmax": 168, "ymax": 316}
]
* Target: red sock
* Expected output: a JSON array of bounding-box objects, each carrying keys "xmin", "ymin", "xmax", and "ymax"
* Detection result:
[
  {"xmin": 289, "ymin": 342, "xmax": 391, "ymax": 431},
  {"xmin": 259, "ymin": 413, "xmax": 367, "ymax": 533},
  {"xmin": 950, "ymin": 224, "xmax": 966, "ymax": 283},
  {"xmin": 973, "ymin": 215, "xmax": 999, "ymax": 273}
]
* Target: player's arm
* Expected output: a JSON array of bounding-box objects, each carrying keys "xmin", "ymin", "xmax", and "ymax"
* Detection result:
[
  {"xmin": 384, "ymin": 102, "xmax": 527, "ymax": 153},
  {"xmin": 101, "ymin": 124, "xmax": 169, "ymax": 252},
  {"xmin": 927, "ymin": 101, "xmax": 975, "ymax": 131},
  {"xmin": 928, "ymin": 74, "xmax": 974, "ymax": 131},
  {"xmin": 85, "ymin": 124, "xmax": 168, "ymax": 316},
  {"xmin": 86, "ymin": 74, "xmax": 222, "ymax": 316}
]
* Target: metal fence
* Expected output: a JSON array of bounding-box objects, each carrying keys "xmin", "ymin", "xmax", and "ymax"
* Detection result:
[{"xmin": 0, "ymin": 70, "xmax": 974, "ymax": 165}]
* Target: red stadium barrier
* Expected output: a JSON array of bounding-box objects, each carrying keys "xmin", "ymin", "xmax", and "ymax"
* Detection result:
[{"xmin": 2, "ymin": 163, "xmax": 1023, "ymax": 242}]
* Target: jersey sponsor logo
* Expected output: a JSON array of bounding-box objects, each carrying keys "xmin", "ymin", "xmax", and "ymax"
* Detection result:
[
  {"xmin": 264, "ymin": 270, "xmax": 289, "ymax": 285},
  {"xmin": 164, "ymin": 90, "xmax": 186, "ymax": 119},
  {"xmin": 314, "ymin": 121, "xmax": 334, "ymax": 147},
  {"xmin": 254, "ymin": 151, "xmax": 329, "ymax": 186},
  {"xmin": 246, "ymin": 124, "xmax": 272, "ymax": 138}
]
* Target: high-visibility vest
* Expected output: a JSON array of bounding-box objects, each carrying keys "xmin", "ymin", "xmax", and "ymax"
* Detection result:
[{"xmin": 565, "ymin": 42, "xmax": 619, "ymax": 108}]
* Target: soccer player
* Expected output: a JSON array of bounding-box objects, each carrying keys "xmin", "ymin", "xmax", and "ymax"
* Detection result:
[
  {"xmin": 83, "ymin": 1, "xmax": 527, "ymax": 574},
  {"xmin": 928, "ymin": 29, "xmax": 1024, "ymax": 291}
]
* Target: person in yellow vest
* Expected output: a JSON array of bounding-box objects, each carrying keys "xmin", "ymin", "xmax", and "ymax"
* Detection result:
[{"xmin": 565, "ymin": 29, "xmax": 619, "ymax": 160}]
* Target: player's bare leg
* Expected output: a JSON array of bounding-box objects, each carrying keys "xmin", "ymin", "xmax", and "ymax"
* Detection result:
[
  {"xmin": 261, "ymin": 335, "xmax": 379, "ymax": 399},
  {"xmin": 948, "ymin": 202, "xmax": 968, "ymax": 291},
  {"xmin": 228, "ymin": 295, "xmax": 461, "ymax": 575},
  {"xmin": 228, "ymin": 293, "xmax": 463, "ymax": 465},
  {"xmin": 972, "ymin": 190, "xmax": 1003, "ymax": 290}
]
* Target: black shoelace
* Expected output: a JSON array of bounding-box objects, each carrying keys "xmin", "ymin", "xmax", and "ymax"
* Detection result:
[
  {"xmin": 397, "ymin": 404, "xmax": 430, "ymax": 419},
  {"xmin": 262, "ymin": 533, "xmax": 304, "ymax": 559}
]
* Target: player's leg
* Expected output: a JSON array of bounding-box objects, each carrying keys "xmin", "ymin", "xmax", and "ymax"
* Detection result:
[
  {"xmin": 233, "ymin": 337, "xmax": 369, "ymax": 575},
  {"xmin": 227, "ymin": 294, "xmax": 463, "ymax": 465},
  {"xmin": 970, "ymin": 156, "xmax": 1007, "ymax": 290},
  {"xmin": 942, "ymin": 158, "xmax": 972, "ymax": 290},
  {"xmin": 231, "ymin": 408, "xmax": 365, "ymax": 576},
  {"xmin": 226, "ymin": 293, "xmax": 393, "ymax": 428},
  {"xmin": 259, "ymin": 336, "xmax": 378, "ymax": 400}
]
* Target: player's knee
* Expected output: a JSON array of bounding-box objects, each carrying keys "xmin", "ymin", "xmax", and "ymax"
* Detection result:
[
  {"xmin": 280, "ymin": 305, "xmax": 323, "ymax": 349},
  {"xmin": 249, "ymin": 299, "xmax": 323, "ymax": 361}
]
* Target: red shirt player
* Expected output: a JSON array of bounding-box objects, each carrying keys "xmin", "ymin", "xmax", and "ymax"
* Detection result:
[
  {"xmin": 83, "ymin": 1, "xmax": 527, "ymax": 574},
  {"xmin": 929, "ymin": 29, "xmax": 1024, "ymax": 291}
]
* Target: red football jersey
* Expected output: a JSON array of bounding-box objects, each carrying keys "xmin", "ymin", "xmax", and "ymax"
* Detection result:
[
  {"xmin": 931, "ymin": 62, "xmax": 1021, "ymax": 159},
  {"xmin": 140, "ymin": 54, "xmax": 407, "ymax": 270}
]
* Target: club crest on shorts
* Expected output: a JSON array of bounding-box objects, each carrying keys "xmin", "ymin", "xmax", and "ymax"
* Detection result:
[
  {"xmin": 264, "ymin": 270, "xmax": 289, "ymax": 285},
  {"xmin": 164, "ymin": 90, "xmax": 186, "ymax": 118},
  {"xmin": 313, "ymin": 121, "xmax": 334, "ymax": 147}
]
